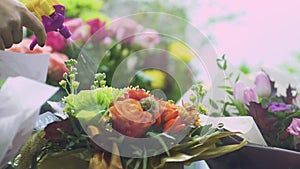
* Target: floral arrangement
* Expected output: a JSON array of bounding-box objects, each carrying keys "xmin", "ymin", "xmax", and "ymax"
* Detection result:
[
  {"xmin": 214, "ymin": 55, "xmax": 300, "ymax": 151},
  {"xmin": 9, "ymin": 59, "xmax": 246, "ymax": 169}
]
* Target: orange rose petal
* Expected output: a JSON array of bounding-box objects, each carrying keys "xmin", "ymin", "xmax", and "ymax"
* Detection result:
[
  {"xmin": 163, "ymin": 118, "xmax": 177, "ymax": 132},
  {"xmin": 154, "ymin": 111, "xmax": 162, "ymax": 126},
  {"xmin": 163, "ymin": 110, "xmax": 179, "ymax": 122},
  {"xmin": 172, "ymin": 124, "xmax": 186, "ymax": 133},
  {"xmin": 110, "ymin": 99, "xmax": 155, "ymax": 137},
  {"xmin": 127, "ymin": 89, "xmax": 150, "ymax": 100}
]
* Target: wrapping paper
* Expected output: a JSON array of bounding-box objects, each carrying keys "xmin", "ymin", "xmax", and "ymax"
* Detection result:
[
  {"xmin": 0, "ymin": 50, "xmax": 49, "ymax": 82},
  {"xmin": 0, "ymin": 51, "xmax": 58, "ymax": 168}
]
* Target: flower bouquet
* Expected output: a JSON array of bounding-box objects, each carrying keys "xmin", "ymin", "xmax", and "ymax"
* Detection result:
[
  {"xmin": 205, "ymin": 55, "xmax": 300, "ymax": 168},
  {"xmin": 9, "ymin": 59, "xmax": 246, "ymax": 169}
]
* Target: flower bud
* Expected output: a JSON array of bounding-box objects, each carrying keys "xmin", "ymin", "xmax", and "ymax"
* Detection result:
[
  {"xmin": 59, "ymin": 80, "xmax": 67, "ymax": 89},
  {"xmin": 254, "ymin": 71, "xmax": 271, "ymax": 98},
  {"xmin": 233, "ymin": 81, "xmax": 247, "ymax": 102},
  {"xmin": 287, "ymin": 118, "xmax": 300, "ymax": 136},
  {"xmin": 243, "ymin": 87, "xmax": 258, "ymax": 105}
]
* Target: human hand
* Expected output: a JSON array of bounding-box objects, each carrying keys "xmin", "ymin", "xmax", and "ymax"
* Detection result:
[{"xmin": 0, "ymin": 0, "xmax": 46, "ymax": 50}]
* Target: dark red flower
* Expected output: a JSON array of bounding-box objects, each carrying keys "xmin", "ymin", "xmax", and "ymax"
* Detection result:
[{"xmin": 44, "ymin": 120, "xmax": 73, "ymax": 142}]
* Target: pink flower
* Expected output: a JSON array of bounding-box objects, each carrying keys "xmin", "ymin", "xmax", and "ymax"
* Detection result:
[
  {"xmin": 65, "ymin": 18, "xmax": 84, "ymax": 33},
  {"xmin": 48, "ymin": 52, "xmax": 69, "ymax": 82},
  {"xmin": 109, "ymin": 17, "xmax": 143, "ymax": 44},
  {"xmin": 254, "ymin": 71, "xmax": 271, "ymax": 98},
  {"xmin": 65, "ymin": 18, "xmax": 91, "ymax": 44},
  {"xmin": 243, "ymin": 87, "xmax": 258, "ymax": 105},
  {"xmin": 233, "ymin": 81, "xmax": 258, "ymax": 105},
  {"xmin": 134, "ymin": 29, "xmax": 160, "ymax": 48},
  {"xmin": 87, "ymin": 18, "xmax": 105, "ymax": 35},
  {"xmin": 233, "ymin": 81, "xmax": 247, "ymax": 102},
  {"xmin": 70, "ymin": 24, "xmax": 91, "ymax": 44},
  {"xmin": 6, "ymin": 38, "xmax": 52, "ymax": 54},
  {"xmin": 46, "ymin": 32, "xmax": 66, "ymax": 51},
  {"xmin": 287, "ymin": 118, "xmax": 300, "ymax": 136},
  {"xmin": 87, "ymin": 18, "xmax": 109, "ymax": 41}
]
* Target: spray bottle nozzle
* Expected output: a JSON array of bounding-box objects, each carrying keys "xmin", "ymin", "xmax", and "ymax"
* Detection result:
[{"xmin": 29, "ymin": 4, "xmax": 71, "ymax": 50}]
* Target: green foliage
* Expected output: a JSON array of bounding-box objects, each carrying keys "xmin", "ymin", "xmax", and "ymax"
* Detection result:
[
  {"xmin": 64, "ymin": 87, "xmax": 125, "ymax": 116},
  {"xmin": 216, "ymin": 54, "xmax": 227, "ymax": 70},
  {"xmin": 190, "ymin": 82, "xmax": 208, "ymax": 114},
  {"xmin": 58, "ymin": 0, "xmax": 106, "ymax": 20},
  {"xmin": 215, "ymin": 55, "xmax": 248, "ymax": 116},
  {"xmin": 0, "ymin": 79, "xmax": 6, "ymax": 88},
  {"xmin": 239, "ymin": 63, "xmax": 251, "ymax": 75}
]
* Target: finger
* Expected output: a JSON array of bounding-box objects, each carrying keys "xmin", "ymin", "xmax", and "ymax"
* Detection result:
[
  {"xmin": 0, "ymin": 38, "xmax": 5, "ymax": 50},
  {"xmin": 1, "ymin": 32, "xmax": 13, "ymax": 49},
  {"xmin": 11, "ymin": 23, "xmax": 23, "ymax": 44},
  {"xmin": 21, "ymin": 10, "xmax": 46, "ymax": 47}
]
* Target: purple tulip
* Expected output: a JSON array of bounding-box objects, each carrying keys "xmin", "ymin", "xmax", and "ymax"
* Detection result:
[
  {"xmin": 254, "ymin": 71, "xmax": 271, "ymax": 98},
  {"xmin": 233, "ymin": 81, "xmax": 247, "ymax": 102},
  {"xmin": 286, "ymin": 118, "xmax": 300, "ymax": 136},
  {"xmin": 268, "ymin": 102, "xmax": 292, "ymax": 112},
  {"xmin": 242, "ymin": 87, "xmax": 258, "ymax": 105},
  {"xmin": 233, "ymin": 81, "xmax": 258, "ymax": 105}
]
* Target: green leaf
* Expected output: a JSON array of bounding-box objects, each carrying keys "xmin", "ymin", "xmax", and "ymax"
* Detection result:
[
  {"xmin": 209, "ymin": 99, "xmax": 219, "ymax": 110},
  {"xmin": 225, "ymin": 89, "xmax": 233, "ymax": 96},
  {"xmin": 126, "ymin": 159, "xmax": 135, "ymax": 169},
  {"xmin": 143, "ymin": 147, "xmax": 148, "ymax": 169},
  {"xmin": 134, "ymin": 159, "xmax": 142, "ymax": 169},
  {"xmin": 234, "ymin": 73, "xmax": 241, "ymax": 83},
  {"xmin": 216, "ymin": 54, "xmax": 228, "ymax": 70},
  {"xmin": 146, "ymin": 132, "xmax": 173, "ymax": 156},
  {"xmin": 0, "ymin": 79, "xmax": 6, "ymax": 88},
  {"xmin": 217, "ymin": 86, "xmax": 232, "ymax": 90}
]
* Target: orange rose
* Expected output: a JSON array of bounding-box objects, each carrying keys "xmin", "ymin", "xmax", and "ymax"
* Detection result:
[
  {"xmin": 126, "ymin": 89, "xmax": 150, "ymax": 100},
  {"xmin": 109, "ymin": 98, "xmax": 155, "ymax": 138},
  {"xmin": 158, "ymin": 101, "xmax": 195, "ymax": 133}
]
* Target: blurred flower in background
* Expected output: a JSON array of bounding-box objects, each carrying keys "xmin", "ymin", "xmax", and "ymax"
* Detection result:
[
  {"xmin": 134, "ymin": 29, "xmax": 160, "ymax": 48},
  {"xmin": 169, "ymin": 41, "xmax": 196, "ymax": 63}
]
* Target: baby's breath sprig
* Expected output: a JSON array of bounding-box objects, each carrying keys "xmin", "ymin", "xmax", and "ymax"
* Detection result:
[
  {"xmin": 90, "ymin": 73, "xmax": 107, "ymax": 89},
  {"xmin": 190, "ymin": 82, "xmax": 208, "ymax": 114},
  {"xmin": 59, "ymin": 59, "xmax": 80, "ymax": 95}
]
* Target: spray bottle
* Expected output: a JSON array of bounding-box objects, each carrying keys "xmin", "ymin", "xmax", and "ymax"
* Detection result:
[{"xmin": 23, "ymin": 0, "xmax": 71, "ymax": 50}]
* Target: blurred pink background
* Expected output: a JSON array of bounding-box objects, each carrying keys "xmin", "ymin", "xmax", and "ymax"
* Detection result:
[{"xmin": 190, "ymin": 0, "xmax": 300, "ymax": 66}]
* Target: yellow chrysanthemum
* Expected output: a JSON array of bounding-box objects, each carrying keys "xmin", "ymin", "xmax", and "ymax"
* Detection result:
[
  {"xmin": 169, "ymin": 41, "xmax": 196, "ymax": 63},
  {"xmin": 143, "ymin": 69, "xmax": 167, "ymax": 89}
]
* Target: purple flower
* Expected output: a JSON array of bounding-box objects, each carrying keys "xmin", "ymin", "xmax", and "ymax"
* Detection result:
[
  {"xmin": 254, "ymin": 71, "xmax": 271, "ymax": 98},
  {"xmin": 287, "ymin": 118, "xmax": 300, "ymax": 136},
  {"xmin": 233, "ymin": 81, "xmax": 247, "ymax": 102},
  {"xmin": 233, "ymin": 81, "xmax": 258, "ymax": 104},
  {"xmin": 268, "ymin": 102, "xmax": 291, "ymax": 112},
  {"xmin": 242, "ymin": 87, "xmax": 258, "ymax": 105}
]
